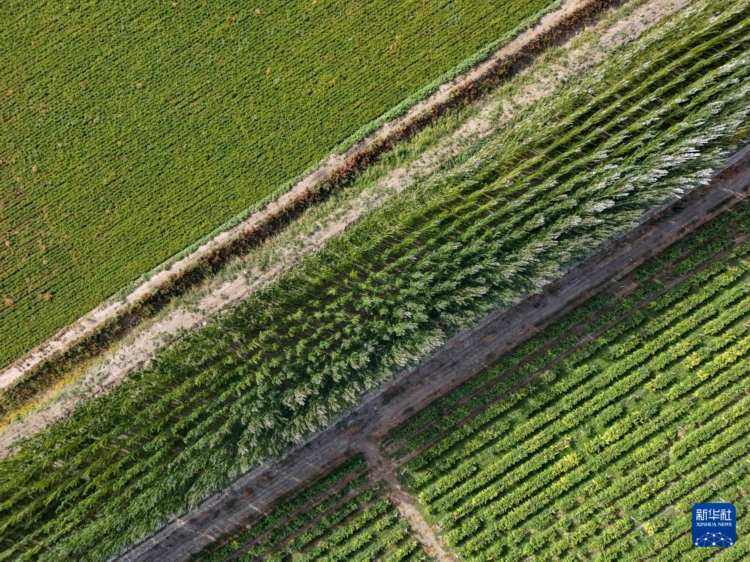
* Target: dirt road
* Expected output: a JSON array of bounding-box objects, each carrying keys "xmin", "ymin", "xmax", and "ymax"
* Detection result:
[{"xmin": 116, "ymin": 149, "xmax": 749, "ymax": 562}]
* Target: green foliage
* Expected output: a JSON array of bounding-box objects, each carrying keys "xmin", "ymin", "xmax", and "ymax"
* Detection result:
[
  {"xmin": 0, "ymin": 0, "xmax": 557, "ymax": 367},
  {"xmin": 197, "ymin": 464, "xmax": 430, "ymax": 562},
  {"xmin": 198, "ymin": 456, "xmax": 364, "ymax": 561},
  {"xmin": 1, "ymin": 0, "xmax": 749, "ymax": 559}
]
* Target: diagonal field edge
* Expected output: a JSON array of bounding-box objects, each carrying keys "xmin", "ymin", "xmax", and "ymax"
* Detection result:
[{"xmin": 0, "ymin": 0, "xmax": 618, "ymax": 394}]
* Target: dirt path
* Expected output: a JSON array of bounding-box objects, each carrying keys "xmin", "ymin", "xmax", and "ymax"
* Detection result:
[
  {"xmin": 115, "ymin": 149, "xmax": 749, "ymax": 562},
  {"xmin": 0, "ymin": 0, "xmax": 609, "ymax": 393},
  {"xmin": 0, "ymin": 0, "xmax": 688, "ymax": 454},
  {"xmin": 360, "ymin": 440, "xmax": 453, "ymax": 562}
]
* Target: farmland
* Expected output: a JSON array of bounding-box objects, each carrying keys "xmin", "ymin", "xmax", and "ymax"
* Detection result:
[
  {"xmin": 0, "ymin": 0, "xmax": 557, "ymax": 368},
  {"xmin": 129, "ymin": 160, "xmax": 750, "ymax": 561},
  {"xmin": 1, "ymin": 0, "xmax": 749, "ymax": 558},
  {"xmin": 135, "ymin": 158, "xmax": 750, "ymax": 560},
  {"xmin": 1, "ymin": 0, "xmax": 749, "ymax": 560},
  {"xmin": 388, "ymin": 199, "xmax": 750, "ymax": 559},
  {"xmin": 183, "ymin": 173, "xmax": 750, "ymax": 561},
  {"xmin": 0, "ymin": 0, "xmax": 620, "ymax": 432}
]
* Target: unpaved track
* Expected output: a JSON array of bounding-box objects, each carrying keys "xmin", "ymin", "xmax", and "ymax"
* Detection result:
[
  {"xmin": 116, "ymin": 151, "xmax": 749, "ymax": 562},
  {"xmin": 0, "ymin": 0, "xmax": 611, "ymax": 392},
  {"xmin": 0, "ymin": 0, "xmax": 688, "ymax": 453},
  {"xmin": 361, "ymin": 440, "xmax": 453, "ymax": 561}
]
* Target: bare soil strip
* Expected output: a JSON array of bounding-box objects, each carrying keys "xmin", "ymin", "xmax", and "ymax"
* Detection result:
[
  {"xmin": 116, "ymin": 150, "xmax": 749, "ymax": 562},
  {"xmin": 361, "ymin": 440, "xmax": 454, "ymax": 561},
  {"xmin": 0, "ymin": 0, "xmax": 615, "ymax": 394},
  {"xmin": 0, "ymin": 0, "xmax": 685, "ymax": 452}
]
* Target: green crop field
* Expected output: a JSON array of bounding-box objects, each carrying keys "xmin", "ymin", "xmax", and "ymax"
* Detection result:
[
  {"xmin": 1, "ymin": 1, "xmax": 748, "ymax": 559},
  {"xmin": 197, "ymin": 456, "xmax": 433, "ymax": 562},
  {"xmin": 388, "ymin": 201, "xmax": 750, "ymax": 560},
  {"xmin": 0, "ymin": 0, "xmax": 557, "ymax": 368}
]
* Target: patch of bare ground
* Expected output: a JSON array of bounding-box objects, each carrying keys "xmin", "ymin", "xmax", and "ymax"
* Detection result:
[
  {"xmin": 0, "ymin": 0, "xmax": 691, "ymax": 455},
  {"xmin": 360, "ymin": 440, "xmax": 454, "ymax": 562}
]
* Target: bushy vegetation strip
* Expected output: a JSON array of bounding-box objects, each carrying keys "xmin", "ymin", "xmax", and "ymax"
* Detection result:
[
  {"xmin": 167, "ymin": 168, "xmax": 750, "ymax": 562},
  {"xmin": 1, "ymin": 1, "xmax": 748, "ymax": 559},
  {"xmin": 0, "ymin": 0, "xmax": 621, "ymax": 416}
]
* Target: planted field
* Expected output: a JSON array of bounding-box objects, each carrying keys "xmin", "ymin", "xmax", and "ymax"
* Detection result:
[
  {"xmin": 197, "ymin": 456, "xmax": 432, "ymax": 562},
  {"xmin": 0, "ymin": 0, "xmax": 557, "ymax": 368},
  {"xmin": 389, "ymin": 201, "xmax": 750, "ymax": 560},
  {"xmin": 1, "ymin": 0, "xmax": 748, "ymax": 559}
]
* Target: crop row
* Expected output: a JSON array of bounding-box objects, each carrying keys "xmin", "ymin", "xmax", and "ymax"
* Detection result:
[
  {"xmin": 455, "ymin": 290, "xmax": 749, "ymax": 559},
  {"xmin": 196, "ymin": 457, "xmax": 430, "ymax": 562},
  {"xmin": 1, "ymin": 1, "xmax": 748, "ymax": 559},
  {"xmin": 198, "ymin": 456, "xmax": 364, "ymax": 561},
  {"xmin": 404, "ymin": 258, "xmax": 748, "ymax": 486}
]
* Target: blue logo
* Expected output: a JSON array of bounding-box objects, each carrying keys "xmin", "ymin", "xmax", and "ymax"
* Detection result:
[{"xmin": 692, "ymin": 503, "xmax": 736, "ymax": 547}]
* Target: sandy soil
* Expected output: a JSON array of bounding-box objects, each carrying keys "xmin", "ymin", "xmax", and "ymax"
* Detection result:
[{"xmin": 0, "ymin": 0, "xmax": 691, "ymax": 454}]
